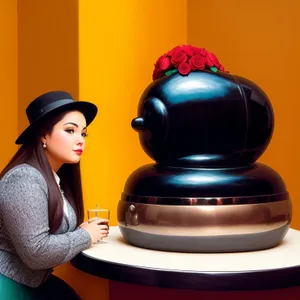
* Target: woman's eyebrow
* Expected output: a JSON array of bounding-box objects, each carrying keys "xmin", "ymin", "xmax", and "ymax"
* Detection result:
[
  {"xmin": 63, "ymin": 122, "xmax": 78, "ymax": 127},
  {"xmin": 63, "ymin": 122, "xmax": 87, "ymax": 130}
]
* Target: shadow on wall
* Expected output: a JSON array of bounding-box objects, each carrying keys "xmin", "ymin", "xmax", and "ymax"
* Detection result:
[{"xmin": 18, "ymin": 0, "xmax": 79, "ymax": 135}]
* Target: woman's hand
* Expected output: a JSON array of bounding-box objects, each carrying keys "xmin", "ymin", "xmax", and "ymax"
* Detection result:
[{"xmin": 80, "ymin": 218, "xmax": 109, "ymax": 244}]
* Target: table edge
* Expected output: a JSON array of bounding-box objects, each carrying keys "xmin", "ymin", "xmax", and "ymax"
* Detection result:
[{"xmin": 71, "ymin": 252, "xmax": 300, "ymax": 290}]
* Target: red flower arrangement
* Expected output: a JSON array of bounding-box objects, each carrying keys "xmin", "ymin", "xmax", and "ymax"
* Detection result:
[{"xmin": 152, "ymin": 45, "xmax": 226, "ymax": 81}]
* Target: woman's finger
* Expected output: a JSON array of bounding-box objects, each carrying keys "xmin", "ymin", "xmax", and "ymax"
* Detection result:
[
  {"xmin": 88, "ymin": 217, "xmax": 100, "ymax": 223},
  {"xmin": 99, "ymin": 224, "xmax": 109, "ymax": 230}
]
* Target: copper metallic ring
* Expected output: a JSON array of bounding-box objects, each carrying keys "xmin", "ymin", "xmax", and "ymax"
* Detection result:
[{"xmin": 122, "ymin": 192, "xmax": 289, "ymax": 205}]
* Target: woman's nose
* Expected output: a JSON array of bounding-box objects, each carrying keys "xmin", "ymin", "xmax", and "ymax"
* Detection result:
[{"xmin": 77, "ymin": 135, "xmax": 85, "ymax": 145}]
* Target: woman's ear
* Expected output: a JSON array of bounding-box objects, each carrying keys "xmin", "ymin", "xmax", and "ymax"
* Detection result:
[{"xmin": 41, "ymin": 136, "xmax": 47, "ymax": 144}]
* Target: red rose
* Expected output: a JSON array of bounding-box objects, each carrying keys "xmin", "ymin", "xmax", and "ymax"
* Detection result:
[
  {"xmin": 218, "ymin": 64, "xmax": 225, "ymax": 72},
  {"xmin": 178, "ymin": 62, "xmax": 191, "ymax": 75},
  {"xmin": 152, "ymin": 45, "xmax": 226, "ymax": 81},
  {"xmin": 155, "ymin": 55, "xmax": 171, "ymax": 71},
  {"xmin": 206, "ymin": 52, "xmax": 221, "ymax": 68},
  {"xmin": 171, "ymin": 49, "xmax": 187, "ymax": 67},
  {"xmin": 152, "ymin": 67, "xmax": 163, "ymax": 80},
  {"xmin": 182, "ymin": 45, "xmax": 194, "ymax": 57},
  {"xmin": 167, "ymin": 46, "xmax": 181, "ymax": 57},
  {"xmin": 189, "ymin": 54, "xmax": 205, "ymax": 70},
  {"xmin": 192, "ymin": 47, "xmax": 207, "ymax": 57}
]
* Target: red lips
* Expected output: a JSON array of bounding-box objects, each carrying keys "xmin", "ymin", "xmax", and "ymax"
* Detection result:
[{"xmin": 73, "ymin": 149, "xmax": 83, "ymax": 155}]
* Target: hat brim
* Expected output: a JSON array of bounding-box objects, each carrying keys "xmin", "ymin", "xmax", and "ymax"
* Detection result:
[{"xmin": 15, "ymin": 101, "xmax": 98, "ymax": 145}]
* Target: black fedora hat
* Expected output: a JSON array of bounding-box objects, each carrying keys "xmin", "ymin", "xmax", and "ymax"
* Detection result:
[{"xmin": 16, "ymin": 91, "xmax": 98, "ymax": 145}]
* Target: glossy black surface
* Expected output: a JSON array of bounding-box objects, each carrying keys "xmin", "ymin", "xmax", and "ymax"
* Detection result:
[
  {"xmin": 132, "ymin": 71, "xmax": 273, "ymax": 167},
  {"xmin": 123, "ymin": 163, "xmax": 287, "ymax": 198},
  {"xmin": 120, "ymin": 70, "xmax": 290, "ymax": 252}
]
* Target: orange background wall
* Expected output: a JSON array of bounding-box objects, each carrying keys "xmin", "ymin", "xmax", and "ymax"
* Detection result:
[
  {"xmin": 1, "ymin": 0, "xmax": 299, "ymax": 299},
  {"xmin": 188, "ymin": 0, "xmax": 300, "ymax": 229},
  {"xmin": 0, "ymin": 0, "xmax": 18, "ymax": 171}
]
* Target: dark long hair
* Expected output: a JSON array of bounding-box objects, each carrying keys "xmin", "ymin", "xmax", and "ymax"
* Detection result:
[{"xmin": 0, "ymin": 110, "xmax": 84, "ymax": 233}]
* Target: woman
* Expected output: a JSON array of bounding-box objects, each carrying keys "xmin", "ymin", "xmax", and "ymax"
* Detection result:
[{"xmin": 0, "ymin": 91, "xmax": 108, "ymax": 299}]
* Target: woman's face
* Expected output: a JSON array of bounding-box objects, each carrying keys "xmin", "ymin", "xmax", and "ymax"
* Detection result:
[{"xmin": 41, "ymin": 110, "xmax": 87, "ymax": 171}]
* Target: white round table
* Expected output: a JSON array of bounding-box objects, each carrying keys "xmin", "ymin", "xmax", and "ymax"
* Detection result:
[{"xmin": 71, "ymin": 226, "xmax": 300, "ymax": 292}]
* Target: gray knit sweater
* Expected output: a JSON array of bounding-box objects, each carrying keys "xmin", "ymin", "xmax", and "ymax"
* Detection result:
[{"xmin": 0, "ymin": 164, "xmax": 92, "ymax": 287}]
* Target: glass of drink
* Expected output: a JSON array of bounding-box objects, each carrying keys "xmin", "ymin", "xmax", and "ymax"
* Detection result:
[{"xmin": 87, "ymin": 207, "xmax": 110, "ymax": 243}]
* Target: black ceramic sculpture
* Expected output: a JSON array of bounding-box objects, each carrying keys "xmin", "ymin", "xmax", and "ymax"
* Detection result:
[{"xmin": 117, "ymin": 45, "xmax": 292, "ymax": 252}]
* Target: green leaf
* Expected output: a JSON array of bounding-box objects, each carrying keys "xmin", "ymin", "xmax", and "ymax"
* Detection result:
[
  {"xmin": 210, "ymin": 67, "xmax": 217, "ymax": 73},
  {"xmin": 165, "ymin": 69, "xmax": 178, "ymax": 76}
]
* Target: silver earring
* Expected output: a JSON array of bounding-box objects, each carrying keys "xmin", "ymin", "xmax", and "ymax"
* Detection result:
[{"xmin": 42, "ymin": 143, "xmax": 46, "ymax": 149}]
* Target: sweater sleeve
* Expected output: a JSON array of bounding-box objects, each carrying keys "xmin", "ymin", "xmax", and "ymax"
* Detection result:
[{"xmin": 0, "ymin": 165, "xmax": 92, "ymax": 270}]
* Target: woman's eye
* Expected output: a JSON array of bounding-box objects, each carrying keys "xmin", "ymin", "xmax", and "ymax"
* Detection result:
[
  {"xmin": 82, "ymin": 132, "xmax": 88, "ymax": 138},
  {"xmin": 65, "ymin": 129, "xmax": 75, "ymax": 134}
]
